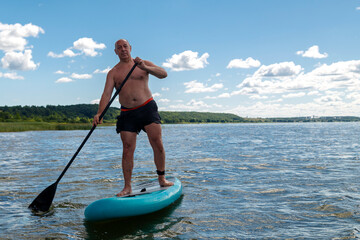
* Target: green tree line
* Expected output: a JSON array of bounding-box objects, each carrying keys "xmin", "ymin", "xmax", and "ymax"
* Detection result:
[
  {"xmin": 0, "ymin": 104, "xmax": 244, "ymax": 124},
  {"xmin": 0, "ymin": 104, "xmax": 119, "ymax": 123},
  {"xmin": 160, "ymin": 111, "xmax": 244, "ymax": 123},
  {"xmin": 2, "ymin": 104, "xmax": 358, "ymax": 124}
]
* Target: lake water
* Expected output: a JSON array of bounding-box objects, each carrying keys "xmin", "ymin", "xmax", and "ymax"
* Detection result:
[{"xmin": 1, "ymin": 123, "xmax": 360, "ymax": 239}]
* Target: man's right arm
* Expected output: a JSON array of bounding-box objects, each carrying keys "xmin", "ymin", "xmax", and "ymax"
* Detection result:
[{"xmin": 93, "ymin": 71, "xmax": 115, "ymax": 126}]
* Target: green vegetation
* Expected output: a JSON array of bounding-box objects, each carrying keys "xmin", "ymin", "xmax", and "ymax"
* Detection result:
[
  {"xmin": 0, "ymin": 122, "xmax": 93, "ymax": 132},
  {"xmin": 0, "ymin": 104, "xmax": 243, "ymax": 124},
  {"xmin": 0, "ymin": 104, "xmax": 119, "ymax": 124},
  {"xmin": 0, "ymin": 104, "xmax": 117, "ymax": 132},
  {"xmin": 0, "ymin": 104, "xmax": 243, "ymax": 132},
  {"xmin": 160, "ymin": 111, "xmax": 244, "ymax": 123},
  {"xmin": 1, "ymin": 104, "xmax": 360, "ymax": 132}
]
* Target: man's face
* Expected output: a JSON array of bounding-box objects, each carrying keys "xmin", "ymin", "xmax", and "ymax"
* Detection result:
[{"xmin": 115, "ymin": 40, "xmax": 131, "ymax": 59}]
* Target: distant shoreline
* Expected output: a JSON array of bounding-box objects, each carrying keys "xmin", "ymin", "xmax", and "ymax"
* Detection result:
[
  {"xmin": 1, "ymin": 117, "xmax": 360, "ymax": 132},
  {"xmin": 1, "ymin": 104, "xmax": 360, "ymax": 132}
]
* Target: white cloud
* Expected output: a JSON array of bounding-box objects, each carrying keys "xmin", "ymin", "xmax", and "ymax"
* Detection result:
[
  {"xmin": 267, "ymin": 98, "xmax": 283, "ymax": 103},
  {"xmin": 0, "ymin": 23, "xmax": 43, "ymax": 73},
  {"xmin": 162, "ymin": 50, "xmax": 209, "ymax": 71},
  {"xmin": 0, "ymin": 71, "xmax": 24, "ymax": 80},
  {"xmin": 254, "ymin": 61, "xmax": 303, "ymax": 77},
  {"xmin": 250, "ymin": 95, "xmax": 268, "ymax": 100},
  {"xmin": 282, "ymin": 92, "xmax": 306, "ymax": 98},
  {"xmin": 71, "ymin": 73, "xmax": 92, "ymax": 79},
  {"xmin": 48, "ymin": 49, "xmax": 78, "ymax": 58},
  {"xmin": 168, "ymin": 99, "xmax": 210, "ymax": 111},
  {"xmin": 314, "ymin": 95, "xmax": 342, "ymax": 104},
  {"xmin": 218, "ymin": 93, "xmax": 231, "ymax": 98},
  {"xmin": 308, "ymin": 91, "xmax": 320, "ymax": 96},
  {"xmin": 48, "ymin": 37, "xmax": 106, "ymax": 58},
  {"xmin": 162, "ymin": 56, "xmax": 357, "ymax": 117},
  {"xmin": 226, "ymin": 57, "xmax": 261, "ymax": 69},
  {"xmin": 205, "ymin": 92, "xmax": 231, "ymax": 99},
  {"xmin": 310, "ymin": 60, "xmax": 360, "ymax": 76},
  {"xmin": 161, "ymin": 87, "xmax": 170, "ymax": 91},
  {"xmin": 347, "ymin": 92, "xmax": 360, "ymax": 105},
  {"xmin": 94, "ymin": 67, "xmax": 111, "ymax": 74},
  {"xmin": 165, "ymin": 99, "xmax": 225, "ymax": 112},
  {"xmin": 233, "ymin": 62, "xmax": 303, "ymax": 96},
  {"xmin": 356, "ymin": 7, "xmax": 360, "ymax": 10},
  {"xmin": 346, "ymin": 92, "xmax": 360, "ymax": 100},
  {"xmin": 91, "ymin": 99, "xmax": 100, "ymax": 104},
  {"xmin": 73, "ymin": 37, "xmax": 106, "ymax": 57},
  {"xmin": 306, "ymin": 60, "xmax": 360, "ymax": 91},
  {"xmin": 158, "ymin": 98, "xmax": 170, "ymax": 103},
  {"xmin": 55, "ymin": 70, "xmax": 66, "ymax": 74},
  {"xmin": 153, "ymin": 92, "xmax": 161, "ymax": 97},
  {"xmin": 1, "ymin": 49, "xmax": 38, "ymax": 70},
  {"xmin": 0, "ymin": 22, "xmax": 44, "ymax": 52},
  {"xmin": 184, "ymin": 80, "xmax": 223, "ymax": 93},
  {"xmin": 296, "ymin": 45, "xmax": 328, "ymax": 59},
  {"xmin": 228, "ymin": 99, "xmax": 359, "ymax": 118},
  {"xmin": 55, "ymin": 77, "xmax": 73, "ymax": 83},
  {"xmin": 224, "ymin": 59, "xmax": 360, "ymax": 117},
  {"xmin": 233, "ymin": 60, "xmax": 360, "ymax": 99},
  {"xmin": 204, "ymin": 95, "xmax": 215, "ymax": 99}
]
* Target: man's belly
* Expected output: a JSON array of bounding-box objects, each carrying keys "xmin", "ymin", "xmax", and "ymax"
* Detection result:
[{"xmin": 119, "ymin": 94, "xmax": 152, "ymax": 108}]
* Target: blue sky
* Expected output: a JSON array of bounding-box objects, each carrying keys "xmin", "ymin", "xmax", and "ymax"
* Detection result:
[{"xmin": 1, "ymin": 0, "xmax": 360, "ymax": 117}]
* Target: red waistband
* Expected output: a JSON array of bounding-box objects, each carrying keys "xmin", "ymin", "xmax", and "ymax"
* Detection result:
[{"xmin": 121, "ymin": 97, "xmax": 154, "ymax": 112}]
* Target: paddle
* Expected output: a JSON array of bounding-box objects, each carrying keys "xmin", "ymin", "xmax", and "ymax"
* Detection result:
[{"xmin": 29, "ymin": 62, "xmax": 138, "ymax": 212}]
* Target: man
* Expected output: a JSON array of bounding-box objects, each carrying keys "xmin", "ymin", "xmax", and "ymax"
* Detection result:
[{"xmin": 93, "ymin": 39, "xmax": 173, "ymax": 196}]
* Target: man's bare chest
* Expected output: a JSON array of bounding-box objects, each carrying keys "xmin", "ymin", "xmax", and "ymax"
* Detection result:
[{"xmin": 113, "ymin": 68, "xmax": 148, "ymax": 88}]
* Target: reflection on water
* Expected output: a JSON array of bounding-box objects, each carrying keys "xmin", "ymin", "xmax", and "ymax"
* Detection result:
[{"xmin": 1, "ymin": 123, "xmax": 360, "ymax": 239}]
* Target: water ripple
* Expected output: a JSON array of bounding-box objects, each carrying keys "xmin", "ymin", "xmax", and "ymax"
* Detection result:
[{"xmin": 1, "ymin": 123, "xmax": 360, "ymax": 239}]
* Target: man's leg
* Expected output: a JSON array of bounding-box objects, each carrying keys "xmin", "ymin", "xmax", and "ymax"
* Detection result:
[
  {"xmin": 144, "ymin": 123, "xmax": 174, "ymax": 187},
  {"xmin": 116, "ymin": 131, "xmax": 137, "ymax": 197}
]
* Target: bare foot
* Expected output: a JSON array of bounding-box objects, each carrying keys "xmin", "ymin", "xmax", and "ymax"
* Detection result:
[
  {"xmin": 116, "ymin": 186, "xmax": 132, "ymax": 197},
  {"xmin": 158, "ymin": 176, "xmax": 174, "ymax": 187}
]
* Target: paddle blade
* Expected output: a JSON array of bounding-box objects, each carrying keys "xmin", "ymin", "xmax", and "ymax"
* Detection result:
[{"xmin": 28, "ymin": 182, "xmax": 58, "ymax": 212}]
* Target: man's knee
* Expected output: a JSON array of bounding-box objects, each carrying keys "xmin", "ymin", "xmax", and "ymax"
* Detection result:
[
  {"xmin": 123, "ymin": 141, "xmax": 135, "ymax": 152},
  {"xmin": 121, "ymin": 131, "xmax": 137, "ymax": 153},
  {"xmin": 121, "ymin": 140, "xmax": 136, "ymax": 161}
]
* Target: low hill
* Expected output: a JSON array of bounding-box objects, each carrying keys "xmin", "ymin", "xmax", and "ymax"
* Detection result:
[
  {"xmin": 0, "ymin": 104, "xmax": 243, "ymax": 124},
  {"xmin": 1, "ymin": 104, "xmax": 359, "ymax": 125},
  {"xmin": 0, "ymin": 104, "xmax": 119, "ymax": 123}
]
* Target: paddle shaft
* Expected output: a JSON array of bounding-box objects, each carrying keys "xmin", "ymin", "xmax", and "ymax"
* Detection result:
[
  {"xmin": 55, "ymin": 62, "xmax": 138, "ymax": 184},
  {"xmin": 28, "ymin": 62, "xmax": 137, "ymax": 212}
]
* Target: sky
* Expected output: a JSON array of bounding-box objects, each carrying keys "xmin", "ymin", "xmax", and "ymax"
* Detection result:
[{"xmin": 1, "ymin": 0, "xmax": 360, "ymax": 118}]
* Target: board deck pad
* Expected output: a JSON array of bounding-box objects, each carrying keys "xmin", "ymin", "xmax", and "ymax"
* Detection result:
[
  {"xmin": 121, "ymin": 185, "xmax": 170, "ymax": 198},
  {"xmin": 122, "ymin": 176, "xmax": 175, "ymax": 197}
]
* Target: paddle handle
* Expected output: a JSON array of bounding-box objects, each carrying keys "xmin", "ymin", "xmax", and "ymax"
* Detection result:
[{"xmin": 55, "ymin": 62, "xmax": 138, "ymax": 184}]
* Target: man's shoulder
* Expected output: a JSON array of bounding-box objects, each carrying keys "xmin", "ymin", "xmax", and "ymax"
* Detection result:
[
  {"xmin": 106, "ymin": 67, "xmax": 114, "ymax": 76},
  {"xmin": 144, "ymin": 59, "xmax": 155, "ymax": 66},
  {"xmin": 106, "ymin": 66, "xmax": 119, "ymax": 81},
  {"xmin": 107, "ymin": 64, "xmax": 120, "ymax": 75}
]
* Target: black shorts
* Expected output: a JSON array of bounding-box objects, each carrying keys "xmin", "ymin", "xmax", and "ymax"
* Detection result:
[{"xmin": 116, "ymin": 99, "xmax": 161, "ymax": 134}]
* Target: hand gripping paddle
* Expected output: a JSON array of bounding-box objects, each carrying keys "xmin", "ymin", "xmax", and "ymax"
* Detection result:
[{"xmin": 29, "ymin": 62, "xmax": 138, "ymax": 212}]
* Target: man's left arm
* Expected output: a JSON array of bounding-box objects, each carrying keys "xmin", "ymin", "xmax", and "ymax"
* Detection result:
[{"xmin": 134, "ymin": 57, "xmax": 167, "ymax": 79}]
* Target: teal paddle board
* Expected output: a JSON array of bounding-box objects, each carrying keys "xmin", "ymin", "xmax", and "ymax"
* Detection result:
[{"xmin": 84, "ymin": 177, "xmax": 182, "ymax": 221}]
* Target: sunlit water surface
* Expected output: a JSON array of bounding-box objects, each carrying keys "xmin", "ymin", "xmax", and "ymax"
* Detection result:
[{"xmin": 1, "ymin": 123, "xmax": 360, "ymax": 239}]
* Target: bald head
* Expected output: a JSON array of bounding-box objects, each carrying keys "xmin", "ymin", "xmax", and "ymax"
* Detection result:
[{"xmin": 115, "ymin": 39, "xmax": 130, "ymax": 48}]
